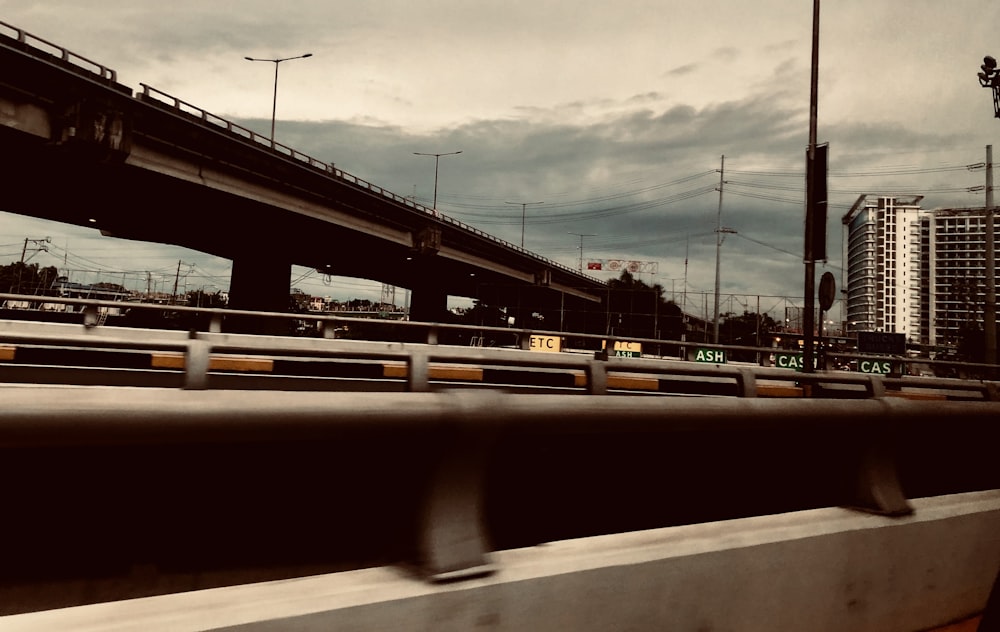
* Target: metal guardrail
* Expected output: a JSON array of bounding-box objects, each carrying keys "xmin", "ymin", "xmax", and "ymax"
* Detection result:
[
  {"xmin": 0, "ymin": 384, "xmax": 997, "ymax": 614},
  {"xmin": 1, "ymin": 294, "xmax": 998, "ymax": 401},
  {"xmin": 0, "ymin": 19, "xmax": 116, "ymax": 81}
]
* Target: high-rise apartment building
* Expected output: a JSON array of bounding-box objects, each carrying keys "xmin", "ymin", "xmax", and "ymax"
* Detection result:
[
  {"xmin": 841, "ymin": 195, "xmax": 924, "ymax": 339},
  {"xmin": 842, "ymin": 194, "xmax": 999, "ymax": 346},
  {"xmin": 926, "ymin": 208, "xmax": 999, "ymax": 346}
]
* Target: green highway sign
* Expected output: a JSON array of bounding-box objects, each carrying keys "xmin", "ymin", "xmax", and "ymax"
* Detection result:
[
  {"xmin": 774, "ymin": 352, "xmax": 819, "ymax": 372},
  {"xmin": 858, "ymin": 359, "xmax": 892, "ymax": 374},
  {"xmin": 694, "ymin": 348, "xmax": 726, "ymax": 364}
]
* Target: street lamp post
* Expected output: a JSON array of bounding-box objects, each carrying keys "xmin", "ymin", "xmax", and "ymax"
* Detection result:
[
  {"xmin": 976, "ymin": 60, "xmax": 999, "ymax": 364},
  {"xmin": 413, "ymin": 151, "xmax": 462, "ymax": 210},
  {"xmin": 506, "ymin": 201, "xmax": 544, "ymax": 248},
  {"xmin": 985, "ymin": 145, "xmax": 997, "ymax": 365},
  {"xmin": 802, "ymin": 0, "xmax": 821, "ymax": 374},
  {"xmin": 244, "ymin": 53, "xmax": 313, "ymax": 145},
  {"xmin": 978, "ymin": 55, "xmax": 1000, "ymax": 118}
]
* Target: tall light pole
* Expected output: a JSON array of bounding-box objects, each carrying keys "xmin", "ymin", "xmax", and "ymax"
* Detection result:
[
  {"xmin": 506, "ymin": 201, "xmax": 543, "ymax": 248},
  {"xmin": 985, "ymin": 145, "xmax": 997, "ymax": 364},
  {"xmin": 802, "ymin": 0, "xmax": 821, "ymax": 374},
  {"xmin": 978, "ymin": 55, "xmax": 1000, "ymax": 118},
  {"xmin": 413, "ymin": 151, "xmax": 462, "ymax": 210},
  {"xmin": 975, "ymin": 60, "xmax": 999, "ymax": 364},
  {"xmin": 569, "ymin": 232, "xmax": 596, "ymax": 272},
  {"xmin": 244, "ymin": 53, "xmax": 313, "ymax": 145}
]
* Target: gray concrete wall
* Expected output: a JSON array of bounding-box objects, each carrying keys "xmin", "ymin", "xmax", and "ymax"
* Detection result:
[{"xmin": 4, "ymin": 490, "xmax": 998, "ymax": 632}]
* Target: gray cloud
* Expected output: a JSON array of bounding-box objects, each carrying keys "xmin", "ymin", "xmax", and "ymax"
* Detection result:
[{"xmin": 2, "ymin": 1, "xmax": 995, "ymax": 313}]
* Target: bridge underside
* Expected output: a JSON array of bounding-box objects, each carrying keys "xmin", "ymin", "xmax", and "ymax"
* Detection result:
[{"xmin": 0, "ymin": 125, "xmax": 600, "ymax": 324}]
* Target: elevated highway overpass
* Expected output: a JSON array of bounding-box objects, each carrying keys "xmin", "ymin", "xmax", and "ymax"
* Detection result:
[{"xmin": 0, "ymin": 21, "xmax": 605, "ymax": 325}]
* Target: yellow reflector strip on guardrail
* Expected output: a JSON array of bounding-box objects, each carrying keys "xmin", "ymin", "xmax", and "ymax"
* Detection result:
[
  {"xmin": 572, "ymin": 372, "xmax": 660, "ymax": 391},
  {"xmin": 607, "ymin": 375, "xmax": 660, "ymax": 390},
  {"xmin": 150, "ymin": 353, "xmax": 274, "ymax": 372},
  {"xmin": 382, "ymin": 363, "xmax": 484, "ymax": 381},
  {"xmin": 0, "ymin": 345, "xmax": 15, "ymax": 361}
]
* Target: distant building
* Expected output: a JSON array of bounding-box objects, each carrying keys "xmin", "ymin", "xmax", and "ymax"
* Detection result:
[
  {"xmin": 841, "ymin": 195, "xmax": 999, "ymax": 345},
  {"xmin": 926, "ymin": 207, "xmax": 999, "ymax": 345},
  {"xmin": 50, "ymin": 277, "xmax": 131, "ymax": 302},
  {"xmin": 841, "ymin": 195, "xmax": 924, "ymax": 339}
]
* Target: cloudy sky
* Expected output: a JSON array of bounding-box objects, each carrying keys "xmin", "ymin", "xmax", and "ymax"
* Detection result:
[{"xmin": 2, "ymin": 1, "xmax": 998, "ymax": 317}]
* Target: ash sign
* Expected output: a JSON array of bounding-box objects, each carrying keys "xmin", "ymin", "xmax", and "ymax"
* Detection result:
[{"xmin": 857, "ymin": 332, "xmax": 905, "ymax": 355}]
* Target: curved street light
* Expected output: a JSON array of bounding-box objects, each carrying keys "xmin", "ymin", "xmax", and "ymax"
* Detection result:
[
  {"xmin": 413, "ymin": 151, "xmax": 462, "ymax": 211},
  {"xmin": 244, "ymin": 53, "xmax": 313, "ymax": 144}
]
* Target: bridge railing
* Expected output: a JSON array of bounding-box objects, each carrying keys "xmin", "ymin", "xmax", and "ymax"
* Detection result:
[
  {"xmin": 133, "ymin": 83, "xmax": 592, "ymax": 281},
  {"xmin": 0, "ymin": 19, "xmax": 116, "ymax": 82}
]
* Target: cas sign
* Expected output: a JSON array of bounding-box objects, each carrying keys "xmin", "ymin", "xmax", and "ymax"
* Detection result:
[
  {"xmin": 858, "ymin": 359, "xmax": 892, "ymax": 374},
  {"xmin": 774, "ymin": 352, "xmax": 818, "ymax": 372}
]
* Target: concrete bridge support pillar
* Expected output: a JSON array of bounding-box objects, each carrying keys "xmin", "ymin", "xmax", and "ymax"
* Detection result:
[
  {"xmin": 227, "ymin": 254, "xmax": 292, "ymax": 334},
  {"xmin": 409, "ymin": 284, "xmax": 449, "ymax": 324}
]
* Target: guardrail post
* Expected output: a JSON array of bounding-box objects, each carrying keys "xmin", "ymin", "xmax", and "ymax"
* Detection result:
[
  {"xmin": 408, "ymin": 350, "xmax": 430, "ymax": 392},
  {"xmin": 847, "ymin": 415, "xmax": 913, "ymax": 517},
  {"xmin": 319, "ymin": 320, "xmax": 335, "ymax": 339},
  {"xmin": 426, "ymin": 326, "xmax": 438, "ymax": 346},
  {"xmin": 417, "ymin": 392, "xmax": 497, "ymax": 582},
  {"xmin": 184, "ymin": 337, "xmax": 211, "ymax": 390},
  {"xmin": 208, "ymin": 313, "xmax": 223, "ymax": 334},
  {"xmin": 986, "ymin": 382, "xmax": 1000, "ymax": 401},
  {"xmin": 736, "ymin": 368, "xmax": 758, "ymax": 397},
  {"xmin": 82, "ymin": 305, "xmax": 99, "ymax": 328},
  {"xmin": 865, "ymin": 375, "xmax": 886, "ymax": 398},
  {"xmin": 519, "ymin": 331, "xmax": 531, "ymax": 351},
  {"xmin": 587, "ymin": 359, "xmax": 608, "ymax": 395}
]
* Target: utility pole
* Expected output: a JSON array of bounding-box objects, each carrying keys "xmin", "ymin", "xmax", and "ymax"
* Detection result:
[
  {"xmin": 15, "ymin": 237, "xmax": 50, "ymax": 294},
  {"xmin": 171, "ymin": 260, "xmax": 182, "ymax": 305},
  {"xmin": 15, "ymin": 237, "xmax": 28, "ymax": 293},
  {"xmin": 569, "ymin": 232, "xmax": 596, "ymax": 272},
  {"xmin": 986, "ymin": 145, "xmax": 997, "ymax": 364},
  {"xmin": 713, "ymin": 156, "xmax": 736, "ymax": 344},
  {"xmin": 683, "ymin": 235, "xmax": 689, "ymax": 317}
]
